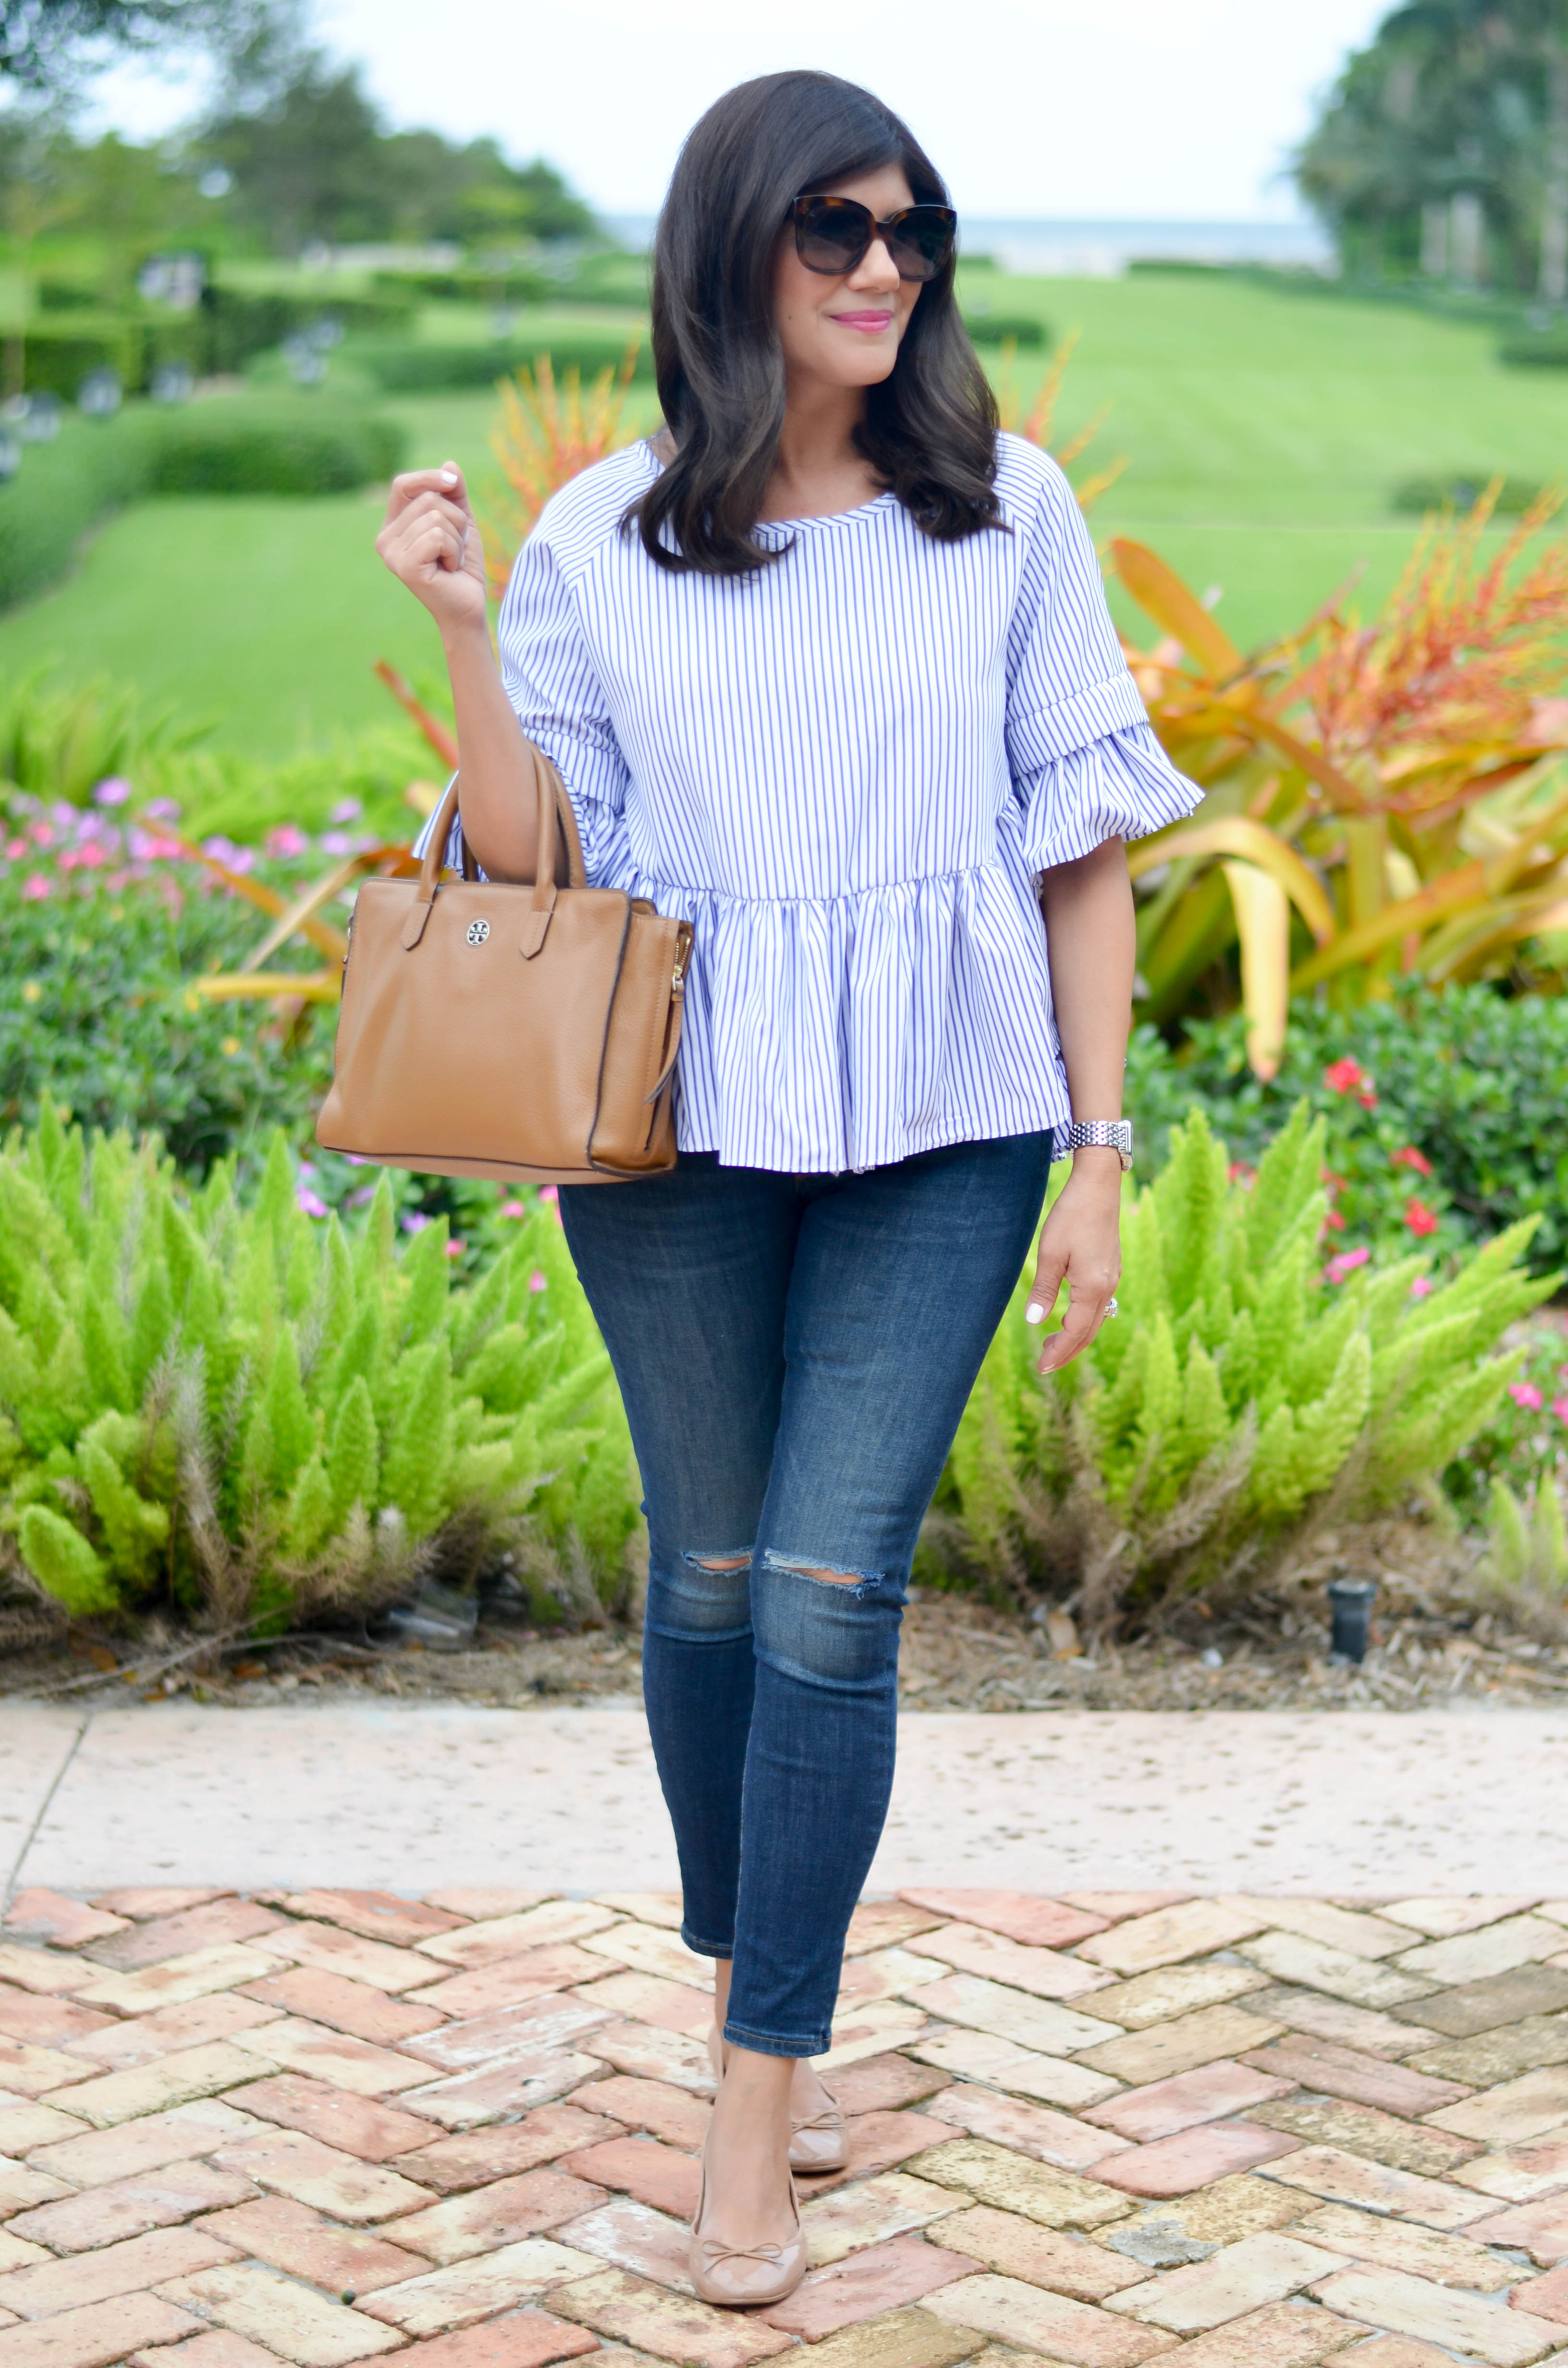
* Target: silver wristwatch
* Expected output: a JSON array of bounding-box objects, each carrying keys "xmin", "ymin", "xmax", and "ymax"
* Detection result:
[{"xmin": 1065, "ymin": 1120, "xmax": 1133, "ymax": 1172}]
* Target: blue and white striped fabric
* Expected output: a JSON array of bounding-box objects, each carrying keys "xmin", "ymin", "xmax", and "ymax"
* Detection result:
[{"xmin": 419, "ymin": 432, "xmax": 1200, "ymax": 1174}]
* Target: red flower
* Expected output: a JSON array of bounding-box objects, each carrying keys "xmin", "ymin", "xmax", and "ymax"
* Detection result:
[
  {"xmin": 1323, "ymin": 1058, "xmax": 1366, "ymax": 1094},
  {"xmin": 1323, "ymin": 1208, "xmax": 1346, "ymax": 1232},
  {"xmin": 1403, "ymin": 1198, "xmax": 1440, "ymax": 1238},
  {"xmin": 1392, "ymin": 1145, "xmax": 1433, "ymax": 1177}
]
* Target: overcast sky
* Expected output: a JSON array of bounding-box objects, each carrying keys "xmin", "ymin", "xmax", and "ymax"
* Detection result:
[{"xmin": 88, "ymin": 0, "xmax": 1394, "ymax": 222}]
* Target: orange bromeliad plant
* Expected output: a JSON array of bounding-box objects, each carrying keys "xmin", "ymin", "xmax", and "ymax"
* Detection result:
[
  {"xmin": 481, "ymin": 342, "xmax": 641, "ymax": 599},
  {"xmin": 1116, "ymin": 486, "xmax": 1568, "ymax": 1077}
]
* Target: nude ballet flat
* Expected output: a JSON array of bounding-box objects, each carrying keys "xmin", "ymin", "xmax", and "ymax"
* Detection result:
[
  {"xmin": 688, "ymin": 2139, "xmax": 807, "ymax": 2308},
  {"xmin": 708, "ymin": 2024, "xmax": 846, "ymax": 2176}
]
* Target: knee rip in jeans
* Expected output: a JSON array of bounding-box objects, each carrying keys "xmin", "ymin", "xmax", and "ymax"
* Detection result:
[
  {"xmin": 683, "ymin": 1549, "xmax": 752, "ymax": 1574},
  {"xmin": 763, "ymin": 1549, "xmax": 879, "ymax": 1590}
]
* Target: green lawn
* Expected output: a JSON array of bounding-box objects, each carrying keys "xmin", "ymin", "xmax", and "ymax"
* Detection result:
[{"xmin": 0, "ymin": 275, "xmax": 1564, "ymax": 754}]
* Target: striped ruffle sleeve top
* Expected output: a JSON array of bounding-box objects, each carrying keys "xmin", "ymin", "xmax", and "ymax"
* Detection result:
[{"xmin": 424, "ymin": 431, "xmax": 1200, "ymax": 1174}]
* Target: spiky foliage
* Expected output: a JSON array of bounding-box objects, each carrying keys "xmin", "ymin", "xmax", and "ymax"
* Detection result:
[
  {"xmin": 1479, "ymin": 1470, "xmax": 1568, "ymax": 1638},
  {"xmin": 927, "ymin": 1106, "xmax": 1554, "ymax": 1632},
  {"xmin": 1115, "ymin": 495, "xmax": 1568, "ymax": 1054},
  {"xmin": 480, "ymin": 346, "xmax": 640, "ymax": 602},
  {"xmin": 994, "ymin": 328, "xmax": 1128, "ymax": 511},
  {"xmin": 0, "ymin": 1107, "xmax": 638, "ymax": 1633},
  {"xmin": 1298, "ymin": 489, "xmax": 1568, "ymax": 816}
]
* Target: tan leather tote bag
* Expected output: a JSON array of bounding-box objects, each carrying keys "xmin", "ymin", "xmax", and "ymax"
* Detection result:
[{"xmin": 317, "ymin": 747, "xmax": 692, "ymax": 1183}]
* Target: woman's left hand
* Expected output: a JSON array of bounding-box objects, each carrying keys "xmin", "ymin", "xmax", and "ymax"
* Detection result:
[{"xmin": 1024, "ymin": 1151, "xmax": 1123, "ymax": 1374}]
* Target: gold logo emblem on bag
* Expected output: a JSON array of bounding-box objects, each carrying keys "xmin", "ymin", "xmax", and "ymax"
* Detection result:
[{"xmin": 466, "ymin": 920, "xmax": 490, "ymax": 946}]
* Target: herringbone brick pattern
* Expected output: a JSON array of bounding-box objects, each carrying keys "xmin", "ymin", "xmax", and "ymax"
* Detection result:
[{"xmin": 4, "ymin": 1885, "xmax": 1568, "ymax": 2364}]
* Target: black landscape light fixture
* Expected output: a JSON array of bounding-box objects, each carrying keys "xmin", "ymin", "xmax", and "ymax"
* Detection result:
[{"xmin": 1327, "ymin": 1576, "xmax": 1378, "ymax": 1665}]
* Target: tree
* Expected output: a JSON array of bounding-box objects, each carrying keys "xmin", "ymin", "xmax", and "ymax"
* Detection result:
[
  {"xmin": 0, "ymin": 0, "xmax": 266, "ymax": 97},
  {"xmin": 1298, "ymin": 0, "xmax": 1568, "ymax": 296}
]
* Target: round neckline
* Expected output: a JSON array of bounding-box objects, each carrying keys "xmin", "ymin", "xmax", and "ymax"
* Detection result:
[{"xmin": 755, "ymin": 491, "xmax": 896, "ymax": 535}]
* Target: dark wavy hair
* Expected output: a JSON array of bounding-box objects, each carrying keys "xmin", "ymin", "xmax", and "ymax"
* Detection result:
[{"xmin": 627, "ymin": 71, "xmax": 1001, "ymax": 576}]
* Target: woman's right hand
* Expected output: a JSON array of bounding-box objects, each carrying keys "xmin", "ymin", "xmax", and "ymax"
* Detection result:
[{"xmin": 376, "ymin": 462, "xmax": 489, "ymax": 641}]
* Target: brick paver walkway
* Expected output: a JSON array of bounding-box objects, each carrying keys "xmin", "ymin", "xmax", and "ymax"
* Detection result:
[{"xmin": 4, "ymin": 1888, "xmax": 1568, "ymax": 2367}]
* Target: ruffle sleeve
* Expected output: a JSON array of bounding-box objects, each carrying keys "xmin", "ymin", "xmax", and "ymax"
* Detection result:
[
  {"xmin": 410, "ymin": 522, "xmax": 637, "ymax": 887},
  {"xmin": 1003, "ymin": 456, "xmax": 1200, "ymax": 868}
]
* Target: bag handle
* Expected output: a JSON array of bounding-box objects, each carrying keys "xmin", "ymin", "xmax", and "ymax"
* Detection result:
[{"xmin": 400, "ymin": 740, "xmax": 587, "ymax": 954}]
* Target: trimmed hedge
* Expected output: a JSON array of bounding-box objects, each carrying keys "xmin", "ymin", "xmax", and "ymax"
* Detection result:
[
  {"xmin": 0, "ymin": 398, "xmax": 405, "ymax": 613},
  {"xmin": 146, "ymin": 406, "xmax": 406, "ymax": 496},
  {"xmin": 964, "ymin": 314, "xmax": 1049, "ymax": 347},
  {"xmin": 353, "ymin": 327, "xmax": 650, "ymax": 393}
]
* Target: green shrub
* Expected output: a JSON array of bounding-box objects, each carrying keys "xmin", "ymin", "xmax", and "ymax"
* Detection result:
[
  {"xmin": 0, "ymin": 816, "xmax": 332, "ymax": 1169},
  {"xmin": 1500, "ymin": 322, "xmax": 1568, "ymax": 368},
  {"xmin": 1479, "ymin": 1472, "xmax": 1568, "ymax": 1637},
  {"xmin": 1126, "ymin": 989, "xmax": 1568, "ymax": 1275},
  {"xmin": 1391, "ymin": 471, "xmax": 1545, "ymax": 514},
  {"xmin": 145, "ymin": 405, "xmax": 406, "ymax": 496},
  {"xmin": 0, "ymin": 409, "xmax": 160, "ymax": 614},
  {"xmin": 964, "ymin": 314, "xmax": 1049, "ymax": 347},
  {"xmin": 926, "ymin": 1106, "xmax": 1554, "ymax": 1629},
  {"xmin": 352, "ymin": 329, "xmax": 650, "ymax": 393},
  {"xmin": 0, "ymin": 396, "xmax": 405, "ymax": 616},
  {"xmin": 0, "ymin": 1113, "xmax": 639, "ymax": 1633}
]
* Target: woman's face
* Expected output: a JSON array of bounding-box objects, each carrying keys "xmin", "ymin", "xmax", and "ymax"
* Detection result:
[{"xmin": 773, "ymin": 163, "xmax": 923, "ymax": 394}]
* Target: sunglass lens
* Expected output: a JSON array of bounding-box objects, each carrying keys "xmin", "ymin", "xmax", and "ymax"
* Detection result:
[
  {"xmin": 795, "ymin": 197, "xmax": 869, "ymax": 274},
  {"xmin": 885, "ymin": 207, "xmax": 956, "ymax": 282}
]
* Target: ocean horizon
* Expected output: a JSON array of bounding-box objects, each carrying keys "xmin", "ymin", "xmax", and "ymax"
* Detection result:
[{"xmin": 601, "ymin": 215, "xmax": 1334, "ymax": 278}]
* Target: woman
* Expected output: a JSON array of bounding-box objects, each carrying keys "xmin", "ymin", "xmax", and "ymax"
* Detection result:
[{"xmin": 377, "ymin": 69, "xmax": 1196, "ymax": 2308}]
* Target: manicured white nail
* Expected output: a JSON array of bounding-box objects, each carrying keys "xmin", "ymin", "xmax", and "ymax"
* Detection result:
[
  {"xmin": 1025, "ymin": 1303, "xmax": 1044, "ymax": 1325},
  {"xmin": 440, "ymin": 466, "xmax": 458, "ymax": 484}
]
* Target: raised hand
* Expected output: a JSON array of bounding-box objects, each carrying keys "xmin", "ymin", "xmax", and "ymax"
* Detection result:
[{"xmin": 375, "ymin": 462, "xmax": 489, "ymax": 641}]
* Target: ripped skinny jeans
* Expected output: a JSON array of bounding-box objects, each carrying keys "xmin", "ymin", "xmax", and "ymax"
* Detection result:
[{"xmin": 559, "ymin": 1133, "xmax": 1052, "ymax": 2057}]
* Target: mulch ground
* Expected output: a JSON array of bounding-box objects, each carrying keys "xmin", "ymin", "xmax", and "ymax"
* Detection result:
[{"xmin": 5, "ymin": 1517, "xmax": 1566, "ymax": 1714}]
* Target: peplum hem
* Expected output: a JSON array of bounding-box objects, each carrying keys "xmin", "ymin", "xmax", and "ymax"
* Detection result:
[{"xmin": 620, "ymin": 847, "xmax": 1069, "ymax": 1174}]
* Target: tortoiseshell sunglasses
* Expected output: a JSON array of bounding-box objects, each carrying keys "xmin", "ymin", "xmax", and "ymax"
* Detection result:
[{"xmin": 789, "ymin": 194, "xmax": 957, "ymax": 283}]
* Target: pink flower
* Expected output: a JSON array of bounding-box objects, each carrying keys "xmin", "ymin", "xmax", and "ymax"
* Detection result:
[
  {"xmin": 500, "ymin": 1199, "xmax": 527, "ymax": 1218},
  {"xmin": 296, "ymin": 1186, "xmax": 329, "ymax": 1219},
  {"xmin": 92, "ymin": 777, "xmax": 131, "ymax": 807},
  {"xmin": 1552, "ymin": 1394, "xmax": 1568, "ymax": 1422},
  {"xmin": 330, "ymin": 797, "xmax": 363, "ymax": 825},
  {"xmin": 1511, "ymin": 1381, "xmax": 1545, "ymax": 1412},
  {"xmin": 401, "ymin": 1212, "xmax": 431, "ymax": 1233},
  {"xmin": 1391, "ymin": 1145, "xmax": 1433, "ymax": 1177},
  {"xmin": 22, "ymin": 874, "xmax": 50, "ymax": 900},
  {"xmin": 27, "ymin": 821, "xmax": 53, "ymax": 847},
  {"xmin": 265, "ymin": 824, "xmax": 309, "ymax": 860},
  {"xmin": 1323, "ymin": 1057, "xmax": 1367, "ymax": 1094},
  {"xmin": 346, "ymin": 1184, "xmax": 377, "ymax": 1209},
  {"xmin": 143, "ymin": 797, "xmax": 181, "ymax": 823},
  {"xmin": 539, "ymin": 1184, "xmax": 559, "ymax": 1204},
  {"xmin": 1324, "ymin": 1246, "xmax": 1372, "ymax": 1284},
  {"xmin": 1324, "ymin": 1208, "xmax": 1346, "ymax": 1233},
  {"xmin": 318, "ymin": 831, "xmax": 352, "ymax": 857},
  {"xmin": 1409, "ymin": 1275, "xmax": 1435, "ymax": 1299},
  {"xmin": 5, "ymin": 837, "xmax": 26, "ymax": 859},
  {"xmin": 528, "ymin": 1268, "xmax": 548, "ymax": 1292},
  {"xmin": 1404, "ymin": 1198, "xmax": 1440, "ymax": 1238},
  {"xmin": 105, "ymin": 868, "xmax": 130, "ymax": 890},
  {"xmin": 445, "ymin": 1239, "xmax": 464, "ymax": 1258}
]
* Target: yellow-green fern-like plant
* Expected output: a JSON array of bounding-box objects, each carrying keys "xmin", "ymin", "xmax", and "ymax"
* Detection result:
[
  {"xmin": 1479, "ymin": 1472, "xmax": 1568, "ymax": 1638},
  {"xmin": 928, "ymin": 1105, "xmax": 1555, "ymax": 1630},
  {"xmin": 0, "ymin": 1106, "xmax": 638, "ymax": 1635}
]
